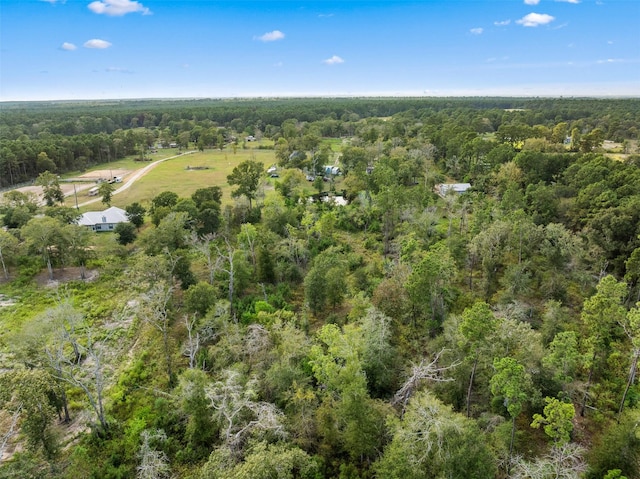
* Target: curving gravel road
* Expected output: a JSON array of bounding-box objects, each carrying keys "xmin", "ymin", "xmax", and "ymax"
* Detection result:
[{"xmin": 75, "ymin": 151, "xmax": 196, "ymax": 208}]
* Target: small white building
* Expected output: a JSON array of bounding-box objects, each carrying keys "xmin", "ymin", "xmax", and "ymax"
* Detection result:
[
  {"xmin": 323, "ymin": 165, "xmax": 341, "ymax": 176},
  {"xmin": 78, "ymin": 206, "xmax": 129, "ymax": 232},
  {"xmin": 436, "ymin": 183, "xmax": 472, "ymax": 198},
  {"xmin": 322, "ymin": 195, "xmax": 348, "ymax": 206}
]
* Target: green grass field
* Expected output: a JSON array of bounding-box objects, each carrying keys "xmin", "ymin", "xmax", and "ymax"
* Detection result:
[
  {"xmin": 61, "ymin": 149, "xmax": 185, "ymax": 180},
  {"xmin": 65, "ymin": 138, "xmax": 347, "ymax": 211},
  {"xmin": 110, "ymin": 148, "xmax": 278, "ymax": 208},
  {"xmin": 325, "ymin": 137, "xmax": 348, "ymax": 153}
]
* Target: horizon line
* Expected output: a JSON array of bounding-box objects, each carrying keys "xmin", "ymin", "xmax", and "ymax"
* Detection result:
[{"xmin": 2, "ymin": 93, "xmax": 640, "ymax": 104}]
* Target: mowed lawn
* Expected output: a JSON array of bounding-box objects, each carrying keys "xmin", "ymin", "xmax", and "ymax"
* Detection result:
[{"xmin": 110, "ymin": 148, "xmax": 277, "ymax": 208}]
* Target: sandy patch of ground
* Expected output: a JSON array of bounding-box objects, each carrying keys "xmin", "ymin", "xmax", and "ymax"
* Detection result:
[
  {"xmin": 602, "ymin": 139, "xmax": 638, "ymax": 154},
  {"xmin": 77, "ymin": 169, "xmax": 130, "ymax": 180},
  {"xmin": 8, "ymin": 183, "xmax": 94, "ymax": 202},
  {"xmin": 35, "ymin": 267, "xmax": 99, "ymax": 288},
  {"xmin": 0, "ymin": 294, "xmax": 16, "ymax": 308},
  {"xmin": 5, "ymin": 184, "xmax": 40, "ymax": 196},
  {"xmin": 1, "ymin": 410, "xmax": 93, "ymax": 463},
  {"xmin": 3, "ymin": 169, "xmax": 131, "ymax": 202}
]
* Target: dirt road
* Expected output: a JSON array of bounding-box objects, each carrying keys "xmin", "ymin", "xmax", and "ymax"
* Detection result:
[{"xmin": 76, "ymin": 151, "xmax": 195, "ymax": 208}]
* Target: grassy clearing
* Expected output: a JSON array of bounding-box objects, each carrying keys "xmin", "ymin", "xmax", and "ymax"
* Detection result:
[
  {"xmin": 62, "ymin": 138, "xmax": 346, "ymax": 210},
  {"xmin": 60, "ymin": 149, "xmax": 184, "ymax": 180},
  {"xmin": 325, "ymin": 137, "xmax": 348, "ymax": 152},
  {"xmin": 110, "ymin": 148, "xmax": 277, "ymax": 207},
  {"xmin": 246, "ymin": 139, "xmax": 275, "ymax": 148},
  {"xmin": 606, "ymin": 153, "xmax": 630, "ymax": 162}
]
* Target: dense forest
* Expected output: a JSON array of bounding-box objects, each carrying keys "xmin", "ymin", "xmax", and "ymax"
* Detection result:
[
  {"xmin": 1, "ymin": 97, "xmax": 640, "ymax": 479},
  {"xmin": 1, "ymin": 97, "xmax": 639, "ymax": 188}
]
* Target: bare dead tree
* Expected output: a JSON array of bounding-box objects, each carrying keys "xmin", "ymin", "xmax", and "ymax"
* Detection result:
[
  {"xmin": 48, "ymin": 329, "xmax": 112, "ymax": 433},
  {"xmin": 42, "ymin": 296, "xmax": 85, "ymax": 423},
  {"xmin": 510, "ymin": 443, "xmax": 587, "ymax": 479},
  {"xmin": 206, "ymin": 369, "xmax": 286, "ymax": 454},
  {"xmin": 618, "ymin": 307, "xmax": 640, "ymax": 418},
  {"xmin": 283, "ymin": 224, "xmax": 308, "ymax": 269},
  {"xmin": 138, "ymin": 281, "xmax": 175, "ymax": 386},
  {"xmin": 190, "ymin": 232, "xmax": 216, "ymax": 285},
  {"xmin": 137, "ymin": 429, "xmax": 171, "ymax": 479},
  {"xmin": 207, "ymin": 370, "xmax": 249, "ymax": 446},
  {"xmin": 243, "ymin": 324, "xmax": 271, "ymax": 364},
  {"xmin": 229, "ymin": 401, "xmax": 286, "ymax": 451},
  {"xmin": 183, "ymin": 314, "xmax": 200, "ymax": 369},
  {"xmin": 43, "ymin": 344, "xmax": 72, "ymax": 424},
  {"xmin": 49, "ymin": 291, "xmax": 83, "ymax": 362},
  {"xmin": 0, "ymin": 405, "xmax": 22, "ymax": 459},
  {"xmin": 238, "ymin": 223, "xmax": 258, "ymax": 268},
  {"xmin": 211, "ymin": 236, "xmax": 237, "ymax": 320},
  {"xmin": 392, "ymin": 349, "xmax": 460, "ymax": 414}
]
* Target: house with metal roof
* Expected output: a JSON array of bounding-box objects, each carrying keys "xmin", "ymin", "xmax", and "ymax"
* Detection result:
[
  {"xmin": 435, "ymin": 183, "xmax": 472, "ymax": 198},
  {"xmin": 78, "ymin": 206, "xmax": 129, "ymax": 232}
]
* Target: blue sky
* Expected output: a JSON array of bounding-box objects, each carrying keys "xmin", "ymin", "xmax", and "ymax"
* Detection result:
[{"xmin": 1, "ymin": 0, "xmax": 638, "ymax": 100}]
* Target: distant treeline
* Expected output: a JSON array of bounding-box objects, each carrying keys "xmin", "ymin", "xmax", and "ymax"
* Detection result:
[{"xmin": 1, "ymin": 97, "xmax": 638, "ymax": 188}]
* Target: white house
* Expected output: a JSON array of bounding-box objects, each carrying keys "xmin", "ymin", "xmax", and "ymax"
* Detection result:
[
  {"xmin": 78, "ymin": 206, "xmax": 129, "ymax": 232},
  {"xmin": 436, "ymin": 183, "xmax": 472, "ymax": 198}
]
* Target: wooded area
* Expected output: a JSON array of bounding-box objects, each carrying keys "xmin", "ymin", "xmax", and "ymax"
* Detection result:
[{"xmin": 1, "ymin": 97, "xmax": 639, "ymax": 478}]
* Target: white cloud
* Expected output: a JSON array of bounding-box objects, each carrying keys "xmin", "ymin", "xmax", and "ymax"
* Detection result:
[
  {"xmin": 318, "ymin": 13, "xmax": 334, "ymax": 18},
  {"xmin": 274, "ymin": 61, "xmax": 283, "ymax": 67},
  {"xmin": 556, "ymin": 0, "xmax": 580, "ymax": 3},
  {"xmin": 597, "ymin": 58, "xmax": 623, "ymax": 64},
  {"xmin": 256, "ymin": 30, "xmax": 285, "ymax": 42},
  {"xmin": 323, "ymin": 55, "xmax": 344, "ymax": 65},
  {"xmin": 524, "ymin": 0, "xmax": 540, "ymax": 4},
  {"xmin": 61, "ymin": 42, "xmax": 77, "ymax": 51},
  {"xmin": 106, "ymin": 66, "xmax": 133, "ymax": 73},
  {"xmin": 516, "ymin": 12, "xmax": 555, "ymax": 27},
  {"xmin": 607, "ymin": 40, "xmax": 614, "ymax": 44},
  {"xmin": 88, "ymin": 0, "xmax": 150, "ymax": 16},
  {"xmin": 470, "ymin": 27, "xmax": 484, "ymax": 35},
  {"xmin": 84, "ymin": 39, "xmax": 112, "ymax": 49},
  {"xmin": 486, "ymin": 56, "xmax": 511, "ymax": 63},
  {"xmin": 494, "ymin": 19, "xmax": 511, "ymax": 26}
]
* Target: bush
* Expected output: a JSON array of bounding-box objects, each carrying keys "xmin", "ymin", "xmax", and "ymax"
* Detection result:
[
  {"xmin": 184, "ymin": 282, "xmax": 217, "ymax": 316},
  {"xmin": 114, "ymin": 223, "xmax": 136, "ymax": 245},
  {"xmin": 587, "ymin": 411, "xmax": 640, "ymax": 479}
]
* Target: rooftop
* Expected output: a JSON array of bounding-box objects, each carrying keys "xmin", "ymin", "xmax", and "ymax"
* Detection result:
[{"xmin": 78, "ymin": 206, "xmax": 128, "ymax": 226}]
